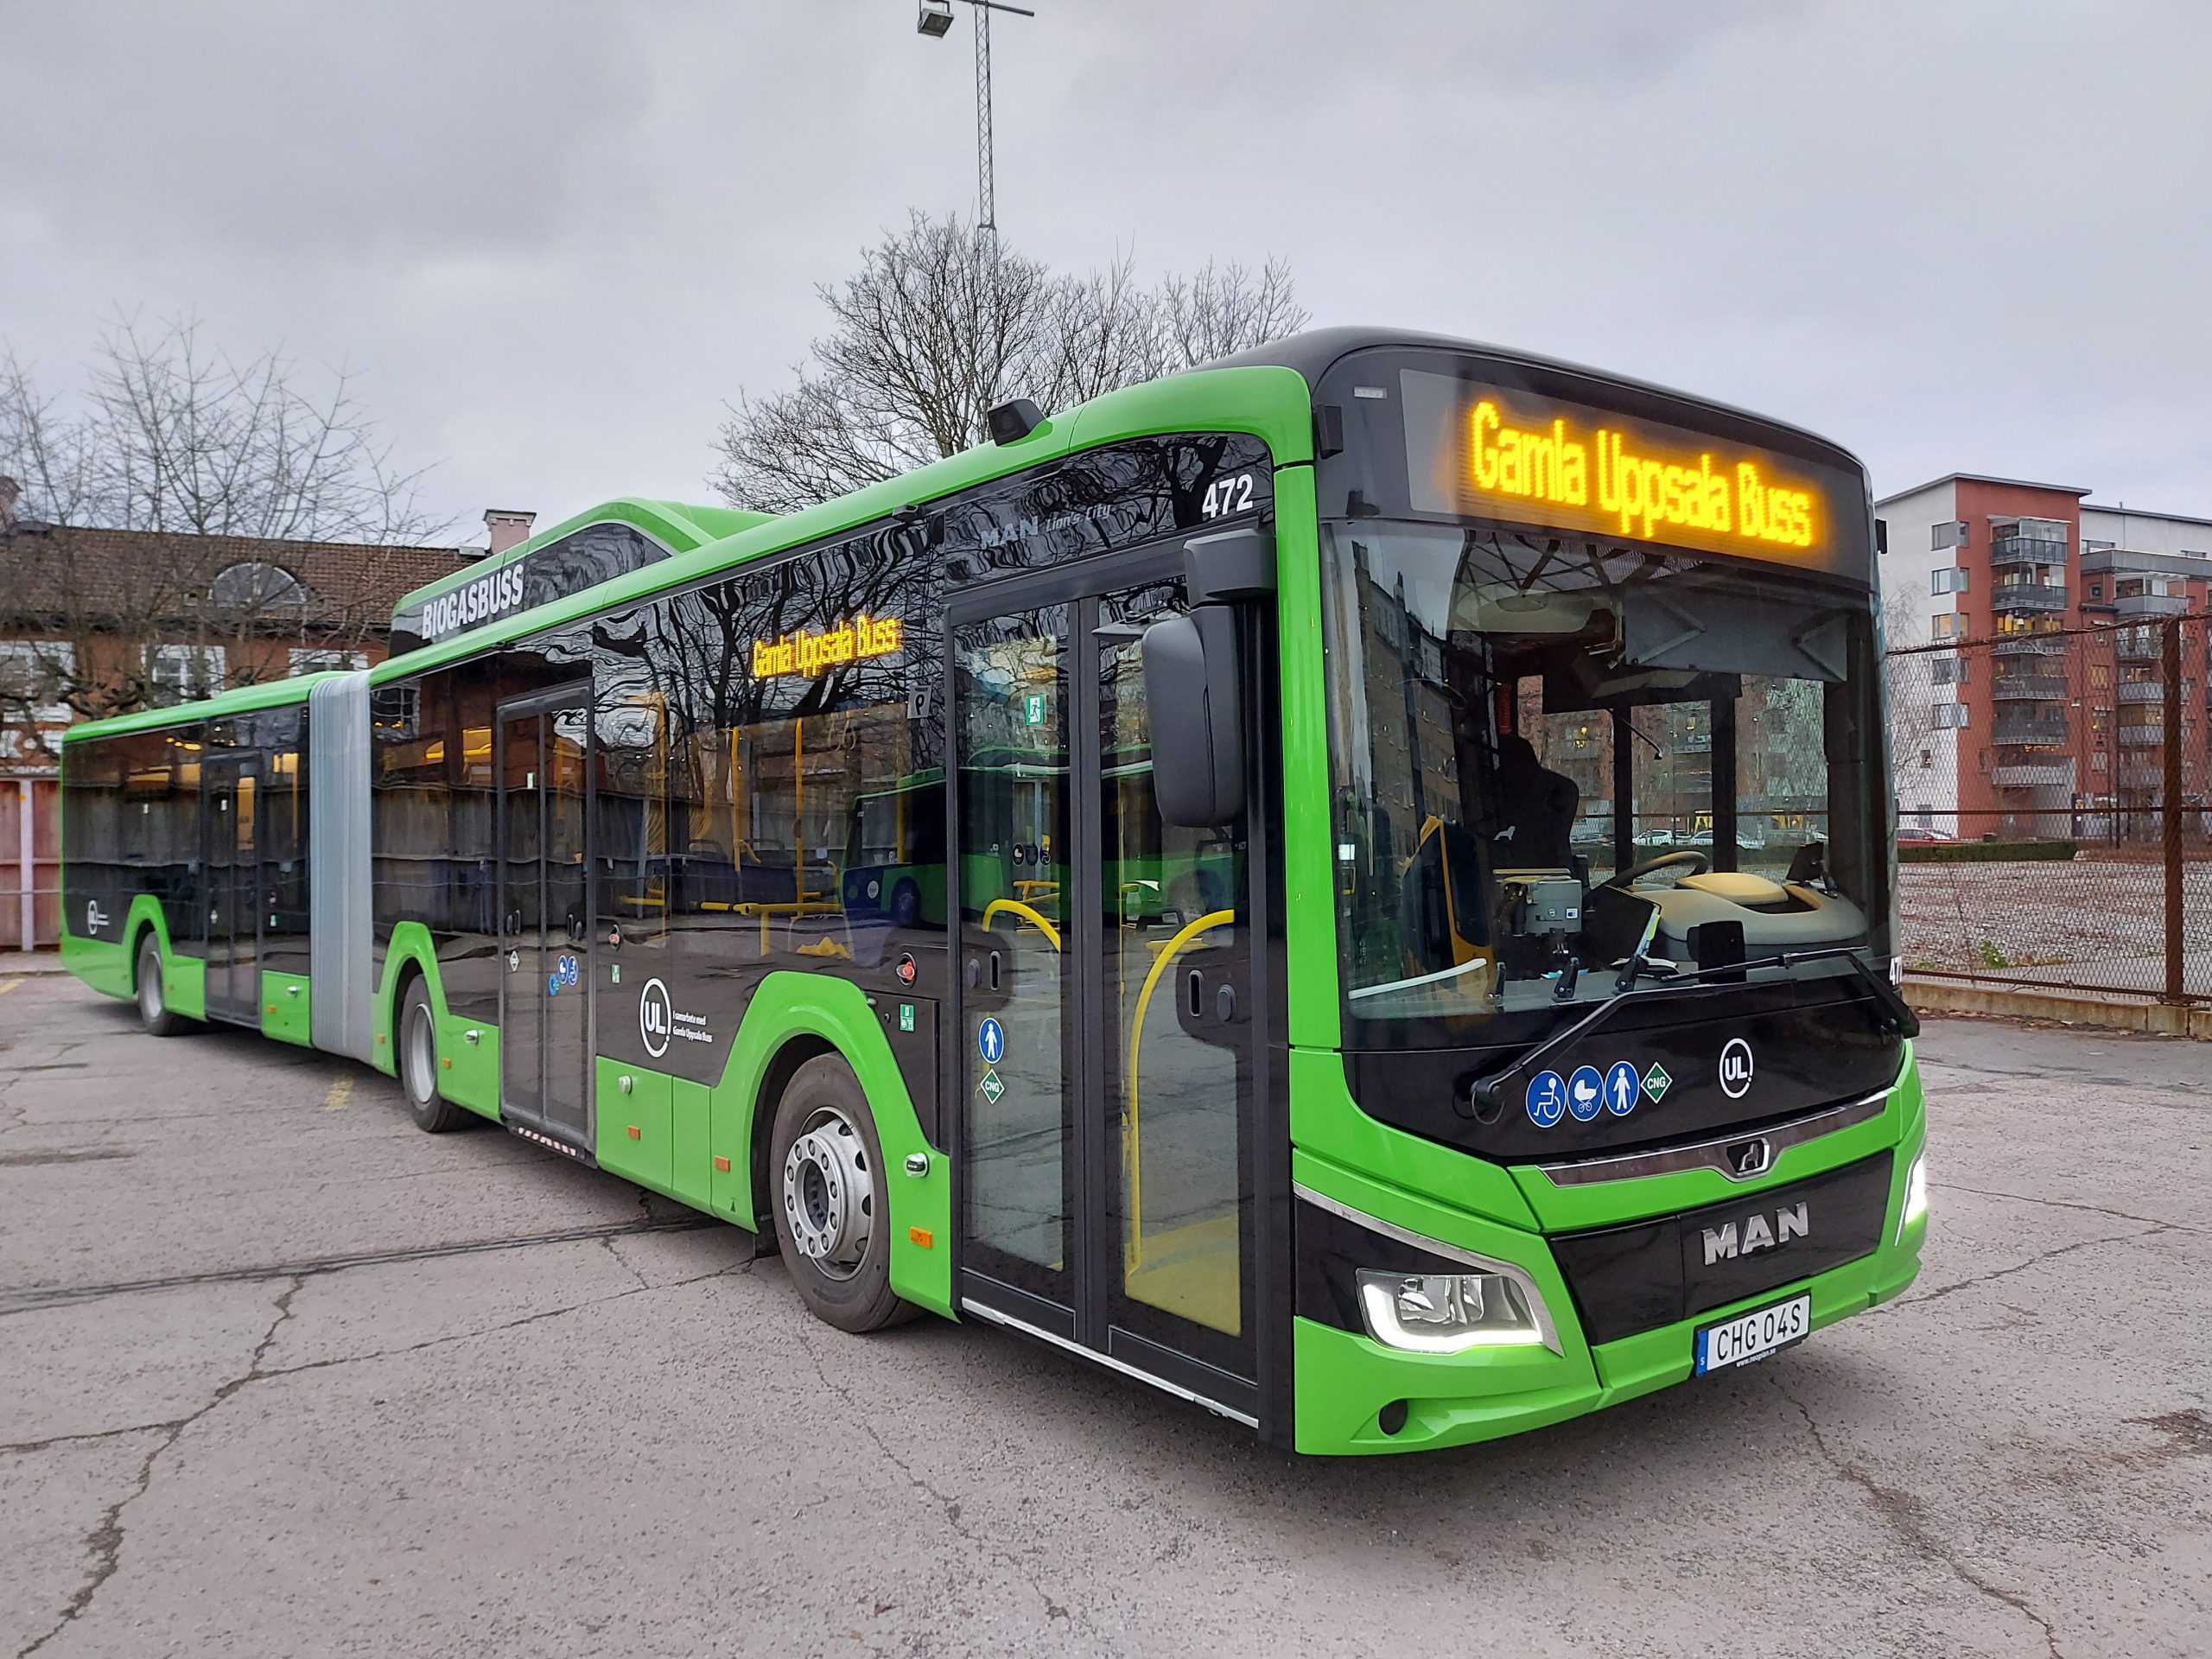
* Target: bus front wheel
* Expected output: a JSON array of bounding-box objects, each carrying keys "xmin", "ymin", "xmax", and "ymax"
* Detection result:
[
  {"xmin": 768, "ymin": 1054, "xmax": 915, "ymax": 1333},
  {"xmin": 135, "ymin": 934, "xmax": 191, "ymax": 1038},
  {"xmin": 397, "ymin": 978, "xmax": 469, "ymax": 1134}
]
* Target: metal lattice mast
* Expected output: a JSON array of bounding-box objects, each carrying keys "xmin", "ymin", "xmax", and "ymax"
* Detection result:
[{"xmin": 974, "ymin": 1, "xmax": 995, "ymax": 234}]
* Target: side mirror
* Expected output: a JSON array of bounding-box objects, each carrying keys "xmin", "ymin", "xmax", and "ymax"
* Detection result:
[{"xmin": 1141, "ymin": 606, "xmax": 1245, "ymax": 827}]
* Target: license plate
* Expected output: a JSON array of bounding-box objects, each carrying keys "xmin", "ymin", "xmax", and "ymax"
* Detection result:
[{"xmin": 1694, "ymin": 1293, "xmax": 1811, "ymax": 1375}]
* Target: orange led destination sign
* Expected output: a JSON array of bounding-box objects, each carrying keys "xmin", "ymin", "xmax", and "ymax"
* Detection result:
[
  {"xmin": 750, "ymin": 614, "xmax": 902, "ymax": 678},
  {"xmin": 1400, "ymin": 369, "xmax": 1848, "ymax": 568}
]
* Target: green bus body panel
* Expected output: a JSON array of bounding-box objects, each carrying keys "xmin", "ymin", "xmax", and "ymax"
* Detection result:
[
  {"xmin": 1270, "ymin": 462, "xmax": 1343, "ymax": 1055},
  {"xmin": 598, "ymin": 1060, "xmax": 674, "ymax": 1191},
  {"xmin": 61, "ymin": 930, "xmax": 130, "ymax": 1000},
  {"xmin": 1287, "ymin": 1046, "xmax": 1541, "ymax": 1229},
  {"xmin": 260, "ymin": 971, "xmax": 312, "ymax": 1046}
]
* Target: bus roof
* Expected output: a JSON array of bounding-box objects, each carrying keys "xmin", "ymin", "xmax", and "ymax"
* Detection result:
[
  {"xmin": 1198, "ymin": 326, "xmax": 1870, "ymax": 479},
  {"xmin": 387, "ymin": 498, "xmax": 774, "ymax": 616},
  {"xmin": 61, "ymin": 328, "xmax": 1872, "ymax": 737},
  {"xmin": 62, "ymin": 671, "xmax": 334, "ymax": 745}
]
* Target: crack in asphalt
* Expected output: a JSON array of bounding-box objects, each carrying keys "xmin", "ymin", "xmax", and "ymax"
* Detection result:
[
  {"xmin": 1936, "ymin": 1181, "xmax": 2203, "ymax": 1235},
  {"xmin": 0, "ymin": 1216, "xmax": 721, "ymax": 1316},
  {"xmin": 15, "ymin": 1274, "xmax": 304, "ymax": 1659},
  {"xmin": 1773, "ymin": 1377, "xmax": 2064, "ymax": 1659},
  {"xmin": 8, "ymin": 1261, "xmax": 753, "ymax": 1656},
  {"xmin": 1892, "ymin": 1224, "xmax": 2170, "ymax": 1311},
  {"xmin": 786, "ymin": 1319, "xmax": 1073, "ymax": 1630}
]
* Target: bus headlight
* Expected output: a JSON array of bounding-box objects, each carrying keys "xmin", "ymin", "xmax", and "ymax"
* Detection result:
[
  {"xmin": 1898, "ymin": 1148, "xmax": 1929, "ymax": 1238},
  {"xmin": 1356, "ymin": 1269, "xmax": 1548, "ymax": 1353}
]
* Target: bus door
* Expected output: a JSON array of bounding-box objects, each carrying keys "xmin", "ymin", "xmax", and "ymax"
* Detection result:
[
  {"xmin": 496, "ymin": 686, "xmax": 595, "ymax": 1153},
  {"xmin": 950, "ymin": 551, "xmax": 1260, "ymax": 1423},
  {"xmin": 200, "ymin": 753, "xmax": 260, "ymax": 1023}
]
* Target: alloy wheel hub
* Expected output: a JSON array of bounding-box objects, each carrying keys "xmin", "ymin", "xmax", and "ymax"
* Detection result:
[{"xmin": 782, "ymin": 1109, "xmax": 873, "ymax": 1278}]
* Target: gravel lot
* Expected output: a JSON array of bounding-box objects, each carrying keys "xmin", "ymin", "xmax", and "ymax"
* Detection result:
[
  {"xmin": 3, "ymin": 973, "xmax": 2207, "ymax": 1658},
  {"xmin": 1899, "ymin": 855, "xmax": 2212, "ymax": 997}
]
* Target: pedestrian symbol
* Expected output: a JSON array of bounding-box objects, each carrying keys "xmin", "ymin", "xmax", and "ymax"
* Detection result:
[
  {"xmin": 1567, "ymin": 1065, "xmax": 1604, "ymax": 1122},
  {"xmin": 977, "ymin": 1017, "xmax": 1006, "ymax": 1065},
  {"xmin": 980, "ymin": 1068, "xmax": 1004, "ymax": 1103},
  {"xmin": 1605, "ymin": 1059, "xmax": 1641, "ymax": 1117},
  {"xmin": 1527, "ymin": 1070, "xmax": 1567, "ymax": 1128}
]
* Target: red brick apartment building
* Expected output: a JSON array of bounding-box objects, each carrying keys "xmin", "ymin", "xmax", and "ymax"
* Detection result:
[{"xmin": 1878, "ymin": 474, "xmax": 2210, "ymax": 837}]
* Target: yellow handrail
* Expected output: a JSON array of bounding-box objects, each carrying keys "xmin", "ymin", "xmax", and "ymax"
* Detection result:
[
  {"xmin": 980, "ymin": 898, "xmax": 1061, "ymax": 950},
  {"xmin": 1124, "ymin": 908, "xmax": 1235, "ymax": 1272}
]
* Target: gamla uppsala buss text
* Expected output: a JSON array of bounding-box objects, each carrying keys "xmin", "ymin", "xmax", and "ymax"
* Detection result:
[{"xmin": 58, "ymin": 329, "xmax": 1930, "ymax": 1454}]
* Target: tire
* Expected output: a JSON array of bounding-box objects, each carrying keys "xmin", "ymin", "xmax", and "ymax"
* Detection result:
[
  {"xmin": 767, "ymin": 1053, "xmax": 915, "ymax": 1333},
  {"xmin": 397, "ymin": 978, "xmax": 470, "ymax": 1133},
  {"xmin": 134, "ymin": 933, "xmax": 192, "ymax": 1038}
]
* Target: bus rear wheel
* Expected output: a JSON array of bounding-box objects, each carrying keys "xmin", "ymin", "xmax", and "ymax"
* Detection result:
[
  {"xmin": 769, "ymin": 1054, "xmax": 915, "ymax": 1333},
  {"xmin": 398, "ymin": 978, "xmax": 469, "ymax": 1133},
  {"xmin": 135, "ymin": 934, "xmax": 190, "ymax": 1038}
]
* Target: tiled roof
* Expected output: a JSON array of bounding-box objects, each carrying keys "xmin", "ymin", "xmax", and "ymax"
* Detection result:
[{"xmin": 0, "ymin": 523, "xmax": 472, "ymax": 633}]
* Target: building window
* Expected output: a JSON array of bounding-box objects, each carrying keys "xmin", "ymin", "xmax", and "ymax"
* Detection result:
[
  {"xmin": 1932, "ymin": 702, "xmax": 1969, "ymax": 729},
  {"xmin": 1930, "ymin": 521, "xmax": 1967, "ymax": 550},
  {"xmin": 1930, "ymin": 655, "xmax": 1967, "ymax": 686},
  {"xmin": 0, "ymin": 640, "xmax": 78, "ymax": 722},
  {"xmin": 289, "ymin": 647, "xmax": 370, "ymax": 675},
  {"xmin": 152, "ymin": 644, "xmax": 226, "ymax": 704},
  {"xmin": 208, "ymin": 561, "xmax": 308, "ymax": 609},
  {"xmin": 1930, "ymin": 613, "xmax": 1961, "ymax": 639},
  {"xmin": 1929, "ymin": 567, "xmax": 1969, "ymax": 595}
]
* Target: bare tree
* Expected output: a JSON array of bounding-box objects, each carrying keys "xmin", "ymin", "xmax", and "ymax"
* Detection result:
[
  {"xmin": 0, "ymin": 314, "xmax": 447, "ymax": 737},
  {"xmin": 713, "ymin": 213, "xmax": 1308, "ymax": 515}
]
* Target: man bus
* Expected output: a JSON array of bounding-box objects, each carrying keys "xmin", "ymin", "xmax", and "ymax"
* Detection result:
[{"xmin": 60, "ymin": 329, "xmax": 1928, "ymax": 1454}]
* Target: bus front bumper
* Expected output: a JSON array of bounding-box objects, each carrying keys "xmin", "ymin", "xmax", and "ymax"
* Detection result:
[{"xmin": 1288, "ymin": 1132, "xmax": 1928, "ymax": 1456}]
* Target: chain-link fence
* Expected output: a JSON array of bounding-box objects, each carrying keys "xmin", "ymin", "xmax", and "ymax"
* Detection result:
[{"xmin": 1888, "ymin": 613, "xmax": 2210, "ymax": 1003}]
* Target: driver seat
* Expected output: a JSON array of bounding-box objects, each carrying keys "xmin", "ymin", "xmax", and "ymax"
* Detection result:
[{"xmin": 1489, "ymin": 733, "xmax": 1580, "ymax": 871}]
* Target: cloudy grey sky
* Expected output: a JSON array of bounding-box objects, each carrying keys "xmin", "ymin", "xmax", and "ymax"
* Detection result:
[{"xmin": 6, "ymin": 1, "xmax": 2209, "ymax": 543}]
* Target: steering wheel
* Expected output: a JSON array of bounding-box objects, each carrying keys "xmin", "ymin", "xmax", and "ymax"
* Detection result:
[{"xmin": 1597, "ymin": 847, "xmax": 1710, "ymax": 892}]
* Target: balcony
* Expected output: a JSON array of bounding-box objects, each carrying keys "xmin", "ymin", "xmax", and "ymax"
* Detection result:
[
  {"xmin": 2114, "ymin": 593, "xmax": 2189, "ymax": 620},
  {"xmin": 1992, "ymin": 634, "xmax": 2066, "ymax": 657},
  {"xmin": 1989, "ymin": 673, "xmax": 2069, "ymax": 701},
  {"xmin": 1992, "ymin": 762, "xmax": 2073, "ymax": 789},
  {"xmin": 1990, "ymin": 534, "xmax": 2067, "ymax": 568},
  {"xmin": 1991, "ymin": 583, "xmax": 2069, "ymax": 614},
  {"xmin": 2118, "ymin": 725, "xmax": 2164, "ymax": 748},
  {"xmin": 1993, "ymin": 712, "xmax": 2069, "ymax": 746},
  {"xmin": 2115, "ymin": 636, "xmax": 2165, "ymax": 663},
  {"xmin": 2117, "ymin": 679, "xmax": 2166, "ymax": 706}
]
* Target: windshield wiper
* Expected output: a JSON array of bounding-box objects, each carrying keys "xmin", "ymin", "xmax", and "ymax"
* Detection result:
[{"xmin": 1465, "ymin": 944, "xmax": 1916, "ymax": 1114}]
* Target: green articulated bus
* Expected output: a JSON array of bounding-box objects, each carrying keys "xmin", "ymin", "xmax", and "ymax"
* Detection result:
[{"xmin": 59, "ymin": 330, "xmax": 1929, "ymax": 1454}]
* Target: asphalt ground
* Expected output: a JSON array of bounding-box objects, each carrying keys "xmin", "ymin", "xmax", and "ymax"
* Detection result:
[{"xmin": 2, "ymin": 973, "xmax": 2206, "ymax": 1659}]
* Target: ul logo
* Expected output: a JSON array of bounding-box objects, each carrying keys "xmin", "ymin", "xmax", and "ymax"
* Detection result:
[
  {"xmin": 640, "ymin": 976, "xmax": 673, "ymax": 1058},
  {"xmin": 1719, "ymin": 1038, "xmax": 1755, "ymax": 1100}
]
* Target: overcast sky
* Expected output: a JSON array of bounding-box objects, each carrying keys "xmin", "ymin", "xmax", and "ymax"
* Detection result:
[{"xmin": 6, "ymin": 1, "xmax": 2209, "ymax": 544}]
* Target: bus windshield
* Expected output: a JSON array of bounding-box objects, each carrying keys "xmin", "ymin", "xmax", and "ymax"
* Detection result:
[{"xmin": 1320, "ymin": 520, "xmax": 1891, "ymax": 1036}]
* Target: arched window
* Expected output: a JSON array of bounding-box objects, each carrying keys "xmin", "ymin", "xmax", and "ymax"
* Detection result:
[{"xmin": 208, "ymin": 561, "xmax": 308, "ymax": 609}]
